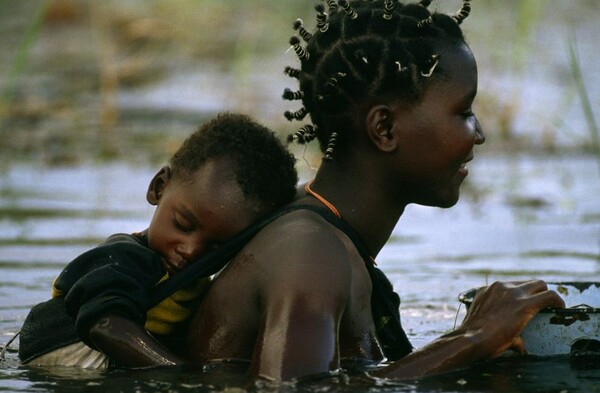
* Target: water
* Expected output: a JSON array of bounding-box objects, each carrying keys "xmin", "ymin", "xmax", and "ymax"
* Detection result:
[
  {"xmin": 0, "ymin": 153, "xmax": 599, "ymax": 392},
  {"xmin": 1, "ymin": 1, "xmax": 600, "ymax": 390}
]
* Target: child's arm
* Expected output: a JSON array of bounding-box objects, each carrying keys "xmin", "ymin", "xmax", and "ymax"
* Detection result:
[
  {"xmin": 88, "ymin": 313, "xmax": 188, "ymax": 368},
  {"xmin": 57, "ymin": 234, "xmax": 186, "ymax": 366}
]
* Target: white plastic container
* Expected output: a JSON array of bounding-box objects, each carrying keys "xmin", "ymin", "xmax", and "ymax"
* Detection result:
[{"xmin": 458, "ymin": 282, "xmax": 600, "ymax": 356}]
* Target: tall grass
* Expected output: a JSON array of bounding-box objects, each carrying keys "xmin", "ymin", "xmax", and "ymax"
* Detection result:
[
  {"xmin": 2, "ymin": 1, "xmax": 599, "ymax": 163},
  {"xmin": 567, "ymin": 38, "xmax": 600, "ymax": 176},
  {"xmin": 0, "ymin": 0, "xmax": 51, "ymax": 113},
  {"xmin": 472, "ymin": 1, "xmax": 544, "ymax": 144}
]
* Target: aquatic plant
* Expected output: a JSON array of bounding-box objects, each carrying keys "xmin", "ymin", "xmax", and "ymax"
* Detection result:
[
  {"xmin": 498, "ymin": 1, "xmax": 543, "ymax": 143},
  {"xmin": 1, "ymin": 1, "xmax": 598, "ymax": 163},
  {"xmin": 567, "ymin": 38, "xmax": 600, "ymax": 176},
  {"xmin": 0, "ymin": 0, "xmax": 51, "ymax": 113}
]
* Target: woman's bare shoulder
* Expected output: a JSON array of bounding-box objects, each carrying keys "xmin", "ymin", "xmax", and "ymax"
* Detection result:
[
  {"xmin": 241, "ymin": 209, "xmax": 358, "ymax": 281},
  {"xmin": 256, "ymin": 209, "xmax": 354, "ymax": 255}
]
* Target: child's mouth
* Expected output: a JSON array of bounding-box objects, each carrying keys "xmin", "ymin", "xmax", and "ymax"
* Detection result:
[{"xmin": 162, "ymin": 258, "xmax": 181, "ymax": 276}]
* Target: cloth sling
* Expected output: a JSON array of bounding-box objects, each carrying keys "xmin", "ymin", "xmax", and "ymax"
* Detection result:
[{"xmin": 148, "ymin": 204, "xmax": 413, "ymax": 361}]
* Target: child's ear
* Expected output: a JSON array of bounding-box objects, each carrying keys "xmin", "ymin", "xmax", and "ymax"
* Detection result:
[
  {"xmin": 147, "ymin": 166, "xmax": 172, "ymax": 205},
  {"xmin": 365, "ymin": 105, "xmax": 398, "ymax": 153}
]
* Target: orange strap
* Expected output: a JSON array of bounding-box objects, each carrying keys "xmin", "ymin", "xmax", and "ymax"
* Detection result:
[
  {"xmin": 304, "ymin": 180, "xmax": 376, "ymax": 265},
  {"xmin": 304, "ymin": 180, "xmax": 341, "ymax": 219}
]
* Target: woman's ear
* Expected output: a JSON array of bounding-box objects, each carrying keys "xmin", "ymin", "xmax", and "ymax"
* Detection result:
[
  {"xmin": 146, "ymin": 166, "xmax": 172, "ymax": 205},
  {"xmin": 365, "ymin": 105, "xmax": 398, "ymax": 152}
]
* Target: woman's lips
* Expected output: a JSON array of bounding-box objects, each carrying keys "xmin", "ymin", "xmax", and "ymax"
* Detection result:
[{"xmin": 459, "ymin": 154, "xmax": 474, "ymax": 176}]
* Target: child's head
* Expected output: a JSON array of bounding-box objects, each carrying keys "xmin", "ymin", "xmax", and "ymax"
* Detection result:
[
  {"xmin": 283, "ymin": 0, "xmax": 473, "ymax": 161},
  {"xmin": 146, "ymin": 113, "xmax": 298, "ymax": 275}
]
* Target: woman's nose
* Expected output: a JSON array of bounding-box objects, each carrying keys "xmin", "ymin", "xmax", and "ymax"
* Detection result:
[{"xmin": 474, "ymin": 117, "xmax": 485, "ymax": 145}]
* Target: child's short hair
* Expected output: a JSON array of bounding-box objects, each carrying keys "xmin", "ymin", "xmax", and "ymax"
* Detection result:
[{"xmin": 170, "ymin": 113, "xmax": 298, "ymax": 210}]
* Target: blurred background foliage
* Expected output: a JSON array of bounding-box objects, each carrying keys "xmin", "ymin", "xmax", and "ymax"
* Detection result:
[{"xmin": 0, "ymin": 0, "xmax": 598, "ymax": 167}]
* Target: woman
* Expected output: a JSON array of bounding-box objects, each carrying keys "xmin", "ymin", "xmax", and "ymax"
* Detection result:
[{"xmin": 183, "ymin": 0, "xmax": 564, "ymax": 380}]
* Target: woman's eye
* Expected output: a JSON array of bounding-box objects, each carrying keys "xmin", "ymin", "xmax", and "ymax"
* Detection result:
[{"xmin": 461, "ymin": 110, "xmax": 475, "ymax": 118}]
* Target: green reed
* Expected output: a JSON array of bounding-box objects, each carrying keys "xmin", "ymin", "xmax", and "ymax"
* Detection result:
[
  {"xmin": 1, "ymin": 0, "xmax": 51, "ymax": 109},
  {"xmin": 567, "ymin": 38, "xmax": 600, "ymax": 175}
]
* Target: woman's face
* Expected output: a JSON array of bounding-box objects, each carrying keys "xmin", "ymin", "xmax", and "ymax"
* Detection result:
[{"xmin": 390, "ymin": 43, "xmax": 485, "ymax": 208}]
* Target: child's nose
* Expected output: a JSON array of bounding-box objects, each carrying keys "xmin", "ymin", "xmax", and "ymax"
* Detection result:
[
  {"xmin": 177, "ymin": 244, "xmax": 196, "ymax": 261},
  {"xmin": 176, "ymin": 242, "xmax": 204, "ymax": 262}
]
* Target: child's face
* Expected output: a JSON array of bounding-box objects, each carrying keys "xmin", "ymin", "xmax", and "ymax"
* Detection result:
[{"xmin": 146, "ymin": 158, "xmax": 260, "ymax": 276}]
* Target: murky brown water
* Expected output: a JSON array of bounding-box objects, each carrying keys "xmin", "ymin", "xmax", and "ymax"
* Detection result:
[
  {"xmin": 0, "ymin": 153, "xmax": 598, "ymax": 392},
  {"xmin": 1, "ymin": 1, "xmax": 599, "ymax": 391}
]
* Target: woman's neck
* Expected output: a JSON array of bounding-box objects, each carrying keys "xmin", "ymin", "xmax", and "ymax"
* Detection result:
[{"xmin": 306, "ymin": 162, "xmax": 406, "ymax": 257}]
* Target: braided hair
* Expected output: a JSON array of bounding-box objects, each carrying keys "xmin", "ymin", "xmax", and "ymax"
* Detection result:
[{"xmin": 283, "ymin": 0, "xmax": 472, "ymax": 161}]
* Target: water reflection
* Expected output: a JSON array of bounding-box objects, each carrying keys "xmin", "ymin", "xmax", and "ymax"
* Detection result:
[
  {"xmin": 5, "ymin": 356, "xmax": 599, "ymax": 393},
  {"xmin": 416, "ymin": 355, "xmax": 600, "ymax": 393}
]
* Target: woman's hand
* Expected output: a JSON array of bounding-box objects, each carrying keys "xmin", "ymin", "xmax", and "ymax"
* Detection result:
[{"xmin": 459, "ymin": 280, "xmax": 565, "ymax": 358}]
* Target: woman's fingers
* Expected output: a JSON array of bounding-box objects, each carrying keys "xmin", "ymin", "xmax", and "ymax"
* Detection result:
[
  {"xmin": 527, "ymin": 286, "xmax": 565, "ymax": 310},
  {"xmin": 461, "ymin": 280, "xmax": 566, "ymax": 360},
  {"xmin": 474, "ymin": 280, "xmax": 565, "ymax": 312},
  {"xmin": 507, "ymin": 335, "xmax": 527, "ymax": 356}
]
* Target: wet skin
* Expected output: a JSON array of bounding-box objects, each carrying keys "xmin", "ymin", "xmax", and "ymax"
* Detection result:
[{"xmin": 184, "ymin": 43, "xmax": 564, "ymax": 381}]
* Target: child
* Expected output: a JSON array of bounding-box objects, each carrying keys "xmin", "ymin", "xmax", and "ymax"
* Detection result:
[{"xmin": 18, "ymin": 112, "xmax": 298, "ymax": 369}]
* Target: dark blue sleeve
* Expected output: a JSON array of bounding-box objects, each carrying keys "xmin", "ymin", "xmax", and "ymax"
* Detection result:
[{"xmin": 57, "ymin": 236, "xmax": 164, "ymax": 347}]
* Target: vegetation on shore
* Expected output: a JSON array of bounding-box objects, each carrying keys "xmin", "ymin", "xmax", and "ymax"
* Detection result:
[{"xmin": 0, "ymin": 0, "xmax": 598, "ymax": 166}]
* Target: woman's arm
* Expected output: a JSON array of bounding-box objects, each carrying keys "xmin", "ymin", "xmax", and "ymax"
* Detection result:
[
  {"xmin": 373, "ymin": 280, "xmax": 565, "ymax": 379},
  {"xmin": 248, "ymin": 217, "xmax": 353, "ymax": 380}
]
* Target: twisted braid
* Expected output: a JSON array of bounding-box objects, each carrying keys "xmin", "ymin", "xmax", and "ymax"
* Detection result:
[{"xmin": 283, "ymin": 0, "xmax": 471, "ymax": 161}]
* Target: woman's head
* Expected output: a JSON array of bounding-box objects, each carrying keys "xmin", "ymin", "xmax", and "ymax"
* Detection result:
[{"xmin": 283, "ymin": 0, "xmax": 474, "ymax": 161}]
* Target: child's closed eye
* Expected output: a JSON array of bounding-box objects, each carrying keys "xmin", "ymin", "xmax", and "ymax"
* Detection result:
[{"xmin": 173, "ymin": 217, "xmax": 194, "ymax": 233}]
